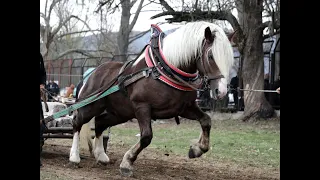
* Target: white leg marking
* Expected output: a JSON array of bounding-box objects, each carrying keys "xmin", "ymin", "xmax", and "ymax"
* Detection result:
[
  {"xmin": 93, "ymin": 136, "xmax": 110, "ymax": 163},
  {"xmin": 69, "ymin": 132, "xmax": 81, "ymax": 163}
]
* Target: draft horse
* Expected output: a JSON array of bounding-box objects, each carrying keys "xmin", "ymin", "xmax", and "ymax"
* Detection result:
[{"xmin": 69, "ymin": 21, "xmax": 234, "ymax": 176}]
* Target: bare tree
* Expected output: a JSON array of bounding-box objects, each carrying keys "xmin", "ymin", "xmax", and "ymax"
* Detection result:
[
  {"xmin": 95, "ymin": 0, "xmax": 145, "ymax": 61},
  {"xmin": 40, "ymin": 0, "xmax": 98, "ymax": 60},
  {"xmin": 151, "ymin": 0, "xmax": 280, "ymax": 121}
]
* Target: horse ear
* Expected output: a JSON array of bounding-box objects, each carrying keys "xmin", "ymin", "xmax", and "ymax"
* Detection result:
[{"xmin": 204, "ymin": 27, "xmax": 214, "ymax": 43}]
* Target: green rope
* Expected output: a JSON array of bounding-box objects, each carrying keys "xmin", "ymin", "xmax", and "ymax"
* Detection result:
[{"xmin": 50, "ymin": 85, "xmax": 120, "ymax": 120}]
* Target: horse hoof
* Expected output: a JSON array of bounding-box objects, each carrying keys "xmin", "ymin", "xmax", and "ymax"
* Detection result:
[
  {"xmin": 97, "ymin": 161, "xmax": 108, "ymax": 166},
  {"xmin": 188, "ymin": 145, "xmax": 203, "ymax": 158},
  {"xmin": 67, "ymin": 162, "xmax": 81, "ymax": 169},
  {"xmin": 188, "ymin": 148, "xmax": 196, "ymax": 159},
  {"xmin": 120, "ymin": 167, "xmax": 133, "ymax": 177}
]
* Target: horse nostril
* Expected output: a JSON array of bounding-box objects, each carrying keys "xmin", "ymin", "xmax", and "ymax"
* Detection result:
[{"xmin": 215, "ymin": 89, "xmax": 219, "ymax": 95}]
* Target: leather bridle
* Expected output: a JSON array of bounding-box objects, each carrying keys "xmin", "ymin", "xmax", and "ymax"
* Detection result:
[{"xmin": 197, "ymin": 40, "xmax": 225, "ymax": 91}]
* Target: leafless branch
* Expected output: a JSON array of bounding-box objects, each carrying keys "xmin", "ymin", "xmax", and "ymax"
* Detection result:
[
  {"xmin": 151, "ymin": 9, "xmax": 245, "ymax": 52},
  {"xmin": 95, "ymin": 0, "xmax": 115, "ymax": 13},
  {"xmin": 151, "ymin": 10, "xmax": 241, "ymax": 32},
  {"xmin": 129, "ymin": 0, "xmax": 145, "ymax": 32},
  {"xmin": 40, "ymin": 12, "xmax": 46, "ymax": 20},
  {"xmin": 51, "ymin": 15, "xmax": 77, "ymax": 37},
  {"xmin": 51, "ymin": 15, "xmax": 99, "ymax": 43},
  {"xmin": 159, "ymin": 0, "xmax": 174, "ymax": 12},
  {"xmin": 53, "ymin": 49, "xmax": 95, "ymax": 60},
  {"xmin": 138, "ymin": 9, "xmax": 163, "ymax": 12},
  {"xmin": 264, "ymin": 0, "xmax": 273, "ymax": 14},
  {"xmin": 130, "ymin": 0, "xmax": 138, "ymax": 7},
  {"xmin": 56, "ymin": 29, "xmax": 109, "ymax": 39},
  {"xmin": 44, "ymin": 0, "xmax": 49, "ymax": 16},
  {"xmin": 141, "ymin": 0, "xmax": 156, "ymax": 8},
  {"xmin": 48, "ymin": 0, "xmax": 63, "ymax": 23},
  {"xmin": 194, "ymin": 0, "xmax": 199, "ymax": 11},
  {"xmin": 128, "ymin": 30, "xmax": 149, "ymax": 44}
]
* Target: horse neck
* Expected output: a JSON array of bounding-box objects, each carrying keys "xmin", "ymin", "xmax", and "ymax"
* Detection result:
[
  {"xmin": 176, "ymin": 61, "xmax": 198, "ymax": 74},
  {"xmin": 195, "ymin": 57, "xmax": 207, "ymax": 76}
]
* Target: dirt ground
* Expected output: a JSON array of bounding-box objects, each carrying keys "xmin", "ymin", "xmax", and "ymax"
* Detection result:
[{"xmin": 40, "ymin": 120, "xmax": 279, "ymax": 180}]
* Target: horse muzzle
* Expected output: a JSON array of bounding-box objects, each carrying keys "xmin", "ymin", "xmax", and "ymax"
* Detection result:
[{"xmin": 208, "ymin": 79, "xmax": 227, "ymax": 100}]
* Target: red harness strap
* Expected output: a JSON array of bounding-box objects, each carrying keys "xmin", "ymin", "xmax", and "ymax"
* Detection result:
[
  {"xmin": 146, "ymin": 24, "xmax": 202, "ymax": 91},
  {"xmin": 157, "ymin": 34, "xmax": 198, "ymax": 78},
  {"xmin": 145, "ymin": 45, "xmax": 195, "ymax": 91}
]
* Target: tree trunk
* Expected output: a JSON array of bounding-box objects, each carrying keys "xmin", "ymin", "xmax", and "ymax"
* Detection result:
[
  {"xmin": 116, "ymin": 0, "xmax": 131, "ymax": 61},
  {"xmin": 240, "ymin": 0, "xmax": 275, "ymax": 121}
]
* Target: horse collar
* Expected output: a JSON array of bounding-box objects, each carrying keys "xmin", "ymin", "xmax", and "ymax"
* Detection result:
[{"xmin": 145, "ymin": 24, "xmax": 202, "ymax": 91}]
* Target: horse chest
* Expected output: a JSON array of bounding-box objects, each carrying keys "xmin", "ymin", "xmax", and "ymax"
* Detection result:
[{"xmin": 149, "ymin": 90, "xmax": 196, "ymax": 115}]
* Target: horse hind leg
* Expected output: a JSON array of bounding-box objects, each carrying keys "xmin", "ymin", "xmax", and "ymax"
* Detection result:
[
  {"xmin": 69, "ymin": 109, "xmax": 95, "ymax": 164},
  {"xmin": 92, "ymin": 113, "xmax": 111, "ymax": 165}
]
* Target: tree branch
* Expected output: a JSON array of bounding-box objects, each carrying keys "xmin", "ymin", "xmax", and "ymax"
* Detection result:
[
  {"xmin": 40, "ymin": 12, "xmax": 46, "ymax": 20},
  {"xmin": 130, "ymin": 0, "xmax": 138, "ymax": 7},
  {"xmin": 159, "ymin": 0, "xmax": 174, "ymax": 12},
  {"xmin": 53, "ymin": 49, "xmax": 95, "ymax": 60},
  {"xmin": 151, "ymin": 10, "xmax": 245, "ymax": 53},
  {"xmin": 48, "ymin": 0, "xmax": 63, "ymax": 23},
  {"xmin": 151, "ymin": 10, "xmax": 242, "ymax": 32},
  {"xmin": 56, "ymin": 29, "xmax": 109, "ymax": 39},
  {"xmin": 95, "ymin": 0, "xmax": 115, "ymax": 13},
  {"xmin": 128, "ymin": 30, "xmax": 149, "ymax": 44},
  {"xmin": 129, "ymin": 0, "xmax": 145, "ymax": 32},
  {"xmin": 44, "ymin": 0, "xmax": 49, "ymax": 16},
  {"xmin": 142, "ymin": 0, "xmax": 156, "ymax": 8},
  {"xmin": 51, "ymin": 15, "xmax": 77, "ymax": 37}
]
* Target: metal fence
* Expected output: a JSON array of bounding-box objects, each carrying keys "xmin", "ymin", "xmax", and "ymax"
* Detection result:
[
  {"xmin": 44, "ymin": 57, "xmax": 110, "ymax": 88},
  {"xmin": 44, "ymin": 54, "xmax": 139, "ymax": 89}
]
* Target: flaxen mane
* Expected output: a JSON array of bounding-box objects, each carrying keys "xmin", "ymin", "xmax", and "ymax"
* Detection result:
[{"xmin": 162, "ymin": 21, "xmax": 234, "ymax": 82}]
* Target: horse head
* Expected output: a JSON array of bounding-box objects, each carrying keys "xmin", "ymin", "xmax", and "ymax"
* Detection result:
[
  {"xmin": 196, "ymin": 26, "xmax": 234, "ymax": 100},
  {"xmin": 161, "ymin": 22, "xmax": 234, "ymax": 99}
]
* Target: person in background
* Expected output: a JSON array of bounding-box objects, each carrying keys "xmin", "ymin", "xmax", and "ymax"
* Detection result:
[
  {"xmin": 230, "ymin": 75, "xmax": 239, "ymax": 109},
  {"xmin": 264, "ymin": 73, "xmax": 270, "ymax": 100},
  {"xmin": 40, "ymin": 53, "xmax": 46, "ymax": 167},
  {"xmin": 274, "ymin": 73, "xmax": 280, "ymax": 95},
  {"xmin": 274, "ymin": 73, "xmax": 280, "ymax": 110},
  {"xmin": 46, "ymin": 79, "xmax": 60, "ymax": 100},
  {"xmin": 65, "ymin": 84, "xmax": 75, "ymax": 98}
]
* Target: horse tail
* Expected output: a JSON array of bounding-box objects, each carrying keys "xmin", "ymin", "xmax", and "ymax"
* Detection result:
[
  {"xmin": 81, "ymin": 117, "xmax": 94, "ymax": 156},
  {"xmin": 210, "ymin": 25, "xmax": 234, "ymax": 82},
  {"xmin": 73, "ymin": 80, "xmax": 94, "ymax": 156}
]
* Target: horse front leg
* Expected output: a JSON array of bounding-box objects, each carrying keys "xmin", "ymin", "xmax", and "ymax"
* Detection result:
[
  {"xmin": 180, "ymin": 102, "xmax": 211, "ymax": 158},
  {"xmin": 120, "ymin": 103, "xmax": 152, "ymax": 177}
]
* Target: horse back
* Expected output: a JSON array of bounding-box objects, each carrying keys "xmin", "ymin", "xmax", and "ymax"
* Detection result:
[{"xmin": 78, "ymin": 61, "xmax": 123, "ymax": 99}]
